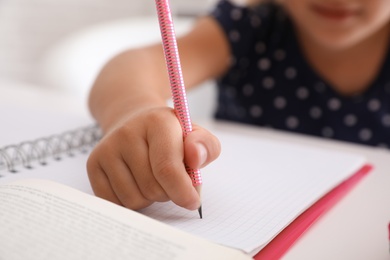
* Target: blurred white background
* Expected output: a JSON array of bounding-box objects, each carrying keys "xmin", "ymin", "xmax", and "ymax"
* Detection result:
[{"xmin": 0, "ymin": 0, "xmax": 218, "ymax": 119}]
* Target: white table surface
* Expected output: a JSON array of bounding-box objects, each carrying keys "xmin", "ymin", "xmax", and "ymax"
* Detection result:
[{"xmin": 1, "ymin": 79, "xmax": 390, "ymax": 259}]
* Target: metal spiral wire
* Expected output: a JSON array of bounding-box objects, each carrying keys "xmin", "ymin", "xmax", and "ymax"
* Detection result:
[
  {"xmin": 0, "ymin": 124, "xmax": 101, "ymax": 174},
  {"xmin": 155, "ymin": 0, "xmax": 202, "ymax": 186}
]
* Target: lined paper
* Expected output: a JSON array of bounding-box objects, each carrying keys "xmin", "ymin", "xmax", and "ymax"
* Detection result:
[{"xmin": 140, "ymin": 130, "xmax": 366, "ymax": 255}]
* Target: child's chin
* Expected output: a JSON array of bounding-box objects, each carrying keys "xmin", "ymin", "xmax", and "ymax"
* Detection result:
[{"xmin": 311, "ymin": 31, "xmax": 365, "ymax": 51}]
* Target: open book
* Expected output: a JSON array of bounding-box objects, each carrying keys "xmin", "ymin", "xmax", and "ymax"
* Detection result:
[
  {"xmin": 0, "ymin": 92, "xmax": 370, "ymax": 259},
  {"xmin": 0, "ymin": 179, "xmax": 251, "ymax": 260}
]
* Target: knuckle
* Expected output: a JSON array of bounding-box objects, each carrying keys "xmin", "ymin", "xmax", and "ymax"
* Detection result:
[
  {"xmin": 114, "ymin": 124, "xmax": 136, "ymax": 142},
  {"xmin": 146, "ymin": 107, "xmax": 173, "ymax": 122},
  {"xmin": 155, "ymin": 160, "xmax": 179, "ymax": 182}
]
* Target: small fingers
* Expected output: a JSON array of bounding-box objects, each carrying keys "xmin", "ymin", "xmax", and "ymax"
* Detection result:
[
  {"xmin": 120, "ymin": 134, "xmax": 169, "ymax": 203},
  {"xmin": 86, "ymin": 154, "xmax": 122, "ymax": 206},
  {"xmin": 87, "ymin": 139, "xmax": 154, "ymax": 210},
  {"xmin": 88, "ymin": 159, "xmax": 123, "ymax": 206}
]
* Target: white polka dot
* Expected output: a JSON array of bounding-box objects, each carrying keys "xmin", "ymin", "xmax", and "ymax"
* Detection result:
[
  {"xmin": 258, "ymin": 58, "xmax": 271, "ymax": 71},
  {"xmin": 367, "ymin": 99, "xmax": 381, "ymax": 112},
  {"xmin": 359, "ymin": 128, "xmax": 372, "ymax": 141},
  {"xmin": 285, "ymin": 67, "xmax": 297, "ymax": 80},
  {"xmin": 328, "ymin": 98, "xmax": 341, "ymax": 111},
  {"xmin": 315, "ymin": 82, "xmax": 326, "ymax": 93},
  {"xmin": 296, "ymin": 87, "xmax": 309, "ymax": 100},
  {"xmin": 255, "ymin": 42, "xmax": 266, "ymax": 54},
  {"xmin": 309, "ymin": 107, "xmax": 322, "ymax": 119},
  {"xmin": 243, "ymin": 84, "xmax": 254, "ymax": 96},
  {"xmin": 322, "ymin": 127, "xmax": 334, "ymax": 138},
  {"xmin": 262, "ymin": 77, "xmax": 275, "ymax": 89},
  {"xmin": 382, "ymin": 114, "xmax": 390, "ymax": 127},
  {"xmin": 229, "ymin": 30, "xmax": 240, "ymax": 42},
  {"xmin": 274, "ymin": 49, "xmax": 286, "ymax": 61},
  {"xmin": 231, "ymin": 8, "xmax": 243, "ymax": 20},
  {"xmin": 274, "ymin": 96, "xmax": 287, "ymax": 109},
  {"xmin": 286, "ymin": 116, "xmax": 299, "ymax": 129},
  {"xmin": 344, "ymin": 114, "xmax": 357, "ymax": 127},
  {"xmin": 250, "ymin": 105, "xmax": 263, "ymax": 118}
]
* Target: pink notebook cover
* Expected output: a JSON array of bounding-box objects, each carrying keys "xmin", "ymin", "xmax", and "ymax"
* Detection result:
[{"xmin": 254, "ymin": 164, "xmax": 373, "ymax": 260}]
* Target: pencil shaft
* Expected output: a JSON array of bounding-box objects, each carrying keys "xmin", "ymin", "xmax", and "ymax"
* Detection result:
[{"xmin": 155, "ymin": 0, "xmax": 203, "ymax": 218}]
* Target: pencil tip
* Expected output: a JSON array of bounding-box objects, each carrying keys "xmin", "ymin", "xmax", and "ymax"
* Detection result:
[{"xmin": 198, "ymin": 206, "xmax": 203, "ymax": 219}]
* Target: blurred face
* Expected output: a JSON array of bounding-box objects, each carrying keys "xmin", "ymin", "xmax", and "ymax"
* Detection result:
[{"xmin": 281, "ymin": 0, "xmax": 390, "ymax": 50}]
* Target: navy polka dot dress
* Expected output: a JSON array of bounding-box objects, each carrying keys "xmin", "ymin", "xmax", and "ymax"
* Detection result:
[{"xmin": 210, "ymin": 0, "xmax": 390, "ymax": 148}]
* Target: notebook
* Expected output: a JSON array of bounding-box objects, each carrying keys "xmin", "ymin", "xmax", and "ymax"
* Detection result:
[{"xmin": 0, "ymin": 100, "xmax": 371, "ymax": 258}]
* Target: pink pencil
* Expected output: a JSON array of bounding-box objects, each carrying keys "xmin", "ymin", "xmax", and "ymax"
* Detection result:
[{"xmin": 154, "ymin": 0, "xmax": 203, "ymax": 218}]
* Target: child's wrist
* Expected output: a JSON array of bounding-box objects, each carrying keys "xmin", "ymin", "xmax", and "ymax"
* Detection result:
[{"xmin": 97, "ymin": 98, "xmax": 169, "ymax": 134}]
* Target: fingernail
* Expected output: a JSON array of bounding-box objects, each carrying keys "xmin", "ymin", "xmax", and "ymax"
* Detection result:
[{"xmin": 197, "ymin": 143, "xmax": 207, "ymax": 167}]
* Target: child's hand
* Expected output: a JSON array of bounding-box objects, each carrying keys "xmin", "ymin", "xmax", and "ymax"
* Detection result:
[{"xmin": 86, "ymin": 107, "xmax": 221, "ymax": 211}]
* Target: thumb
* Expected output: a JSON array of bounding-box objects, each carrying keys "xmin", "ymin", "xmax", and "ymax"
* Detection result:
[{"xmin": 184, "ymin": 124, "xmax": 221, "ymax": 169}]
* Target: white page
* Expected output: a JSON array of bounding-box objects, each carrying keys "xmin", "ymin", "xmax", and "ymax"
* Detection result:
[{"xmin": 139, "ymin": 130, "xmax": 366, "ymax": 255}]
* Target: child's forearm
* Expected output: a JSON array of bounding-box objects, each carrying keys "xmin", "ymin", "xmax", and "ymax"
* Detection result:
[
  {"xmin": 88, "ymin": 16, "xmax": 230, "ymax": 133},
  {"xmin": 88, "ymin": 46, "xmax": 172, "ymax": 133}
]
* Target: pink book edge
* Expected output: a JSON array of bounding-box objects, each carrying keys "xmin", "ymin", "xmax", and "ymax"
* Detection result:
[{"xmin": 254, "ymin": 164, "xmax": 373, "ymax": 260}]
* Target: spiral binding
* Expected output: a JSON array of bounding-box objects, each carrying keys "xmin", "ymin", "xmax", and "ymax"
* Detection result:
[
  {"xmin": 155, "ymin": 0, "xmax": 202, "ymax": 186},
  {"xmin": 0, "ymin": 124, "xmax": 101, "ymax": 173}
]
